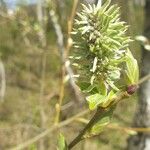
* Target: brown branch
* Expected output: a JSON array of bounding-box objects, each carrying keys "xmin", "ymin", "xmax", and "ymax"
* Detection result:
[
  {"xmin": 68, "ymin": 74, "xmax": 150, "ymax": 149},
  {"xmin": 68, "ymin": 92, "xmax": 130, "ymax": 149},
  {"xmin": 49, "ymin": 0, "xmax": 82, "ymax": 124},
  {"xmin": 66, "ymin": 0, "xmax": 79, "ymax": 56},
  {"xmin": 138, "ymin": 73, "xmax": 150, "ymax": 85},
  {"xmin": 0, "ymin": 61, "xmax": 6, "ymax": 102},
  {"xmin": 11, "ymin": 74, "xmax": 150, "ymax": 150},
  {"xmin": 10, "ymin": 110, "xmax": 90, "ymax": 150},
  {"xmin": 75, "ymin": 118, "xmax": 150, "ymax": 133},
  {"xmin": 37, "ymin": 1, "xmax": 47, "ymax": 149},
  {"xmin": 68, "ymin": 107, "xmax": 114, "ymax": 149},
  {"xmin": 107, "ymin": 124, "xmax": 150, "ymax": 133}
]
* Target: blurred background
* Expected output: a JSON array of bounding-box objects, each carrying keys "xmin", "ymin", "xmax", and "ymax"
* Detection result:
[{"xmin": 0, "ymin": 0, "xmax": 150, "ymax": 149}]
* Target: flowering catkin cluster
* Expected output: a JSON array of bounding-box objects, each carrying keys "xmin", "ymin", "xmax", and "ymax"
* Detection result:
[{"xmin": 71, "ymin": 0, "xmax": 132, "ymax": 93}]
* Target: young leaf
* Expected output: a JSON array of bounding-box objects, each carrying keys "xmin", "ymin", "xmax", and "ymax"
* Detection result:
[
  {"xmin": 77, "ymin": 82, "xmax": 98, "ymax": 93},
  {"xmin": 107, "ymin": 80, "xmax": 119, "ymax": 91},
  {"xmin": 108, "ymin": 70, "xmax": 120, "ymax": 80},
  {"xmin": 85, "ymin": 106, "xmax": 115, "ymax": 137},
  {"xmin": 125, "ymin": 50, "xmax": 139, "ymax": 84},
  {"xmin": 57, "ymin": 134, "xmax": 68, "ymax": 150},
  {"xmin": 86, "ymin": 94, "xmax": 107, "ymax": 110},
  {"xmin": 77, "ymin": 82, "xmax": 91, "ymax": 91},
  {"xmin": 91, "ymin": 115, "xmax": 112, "ymax": 134},
  {"xmin": 102, "ymin": 90, "xmax": 116, "ymax": 107},
  {"xmin": 97, "ymin": 80, "xmax": 107, "ymax": 96}
]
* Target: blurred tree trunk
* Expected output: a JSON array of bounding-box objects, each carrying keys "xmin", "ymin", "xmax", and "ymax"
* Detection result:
[
  {"xmin": 0, "ymin": 0, "xmax": 7, "ymax": 11},
  {"xmin": 37, "ymin": 0, "xmax": 47, "ymax": 149},
  {"xmin": 127, "ymin": 0, "xmax": 150, "ymax": 150}
]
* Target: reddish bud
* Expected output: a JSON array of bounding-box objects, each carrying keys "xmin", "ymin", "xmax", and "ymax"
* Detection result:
[{"xmin": 127, "ymin": 84, "xmax": 138, "ymax": 95}]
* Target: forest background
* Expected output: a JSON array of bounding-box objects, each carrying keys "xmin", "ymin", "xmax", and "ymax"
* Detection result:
[{"xmin": 0, "ymin": 0, "xmax": 149, "ymax": 149}]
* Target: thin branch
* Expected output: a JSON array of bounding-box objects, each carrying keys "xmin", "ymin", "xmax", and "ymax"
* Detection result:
[
  {"xmin": 49, "ymin": 4, "xmax": 82, "ymax": 124},
  {"xmin": 68, "ymin": 90, "xmax": 132, "ymax": 149},
  {"xmin": 10, "ymin": 73, "xmax": 150, "ymax": 149},
  {"xmin": 49, "ymin": 9, "xmax": 65, "ymax": 60},
  {"xmin": 55, "ymin": 65, "xmax": 65, "ymax": 124},
  {"xmin": 65, "ymin": 0, "xmax": 82, "ymax": 103},
  {"xmin": 37, "ymin": 0, "xmax": 46, "ymax": 47},
  {"xmin": 107, "ymin": 124, "xmax": 150, "ymax": 133},
  {"xmin": 0, "ymin": 61, "xmax": 6, "ymax": 102},
  {"xmin": 75, "ymin": 119, "xmax": 150, "ymax": 133},
  {"xmin": 138, "ymin": 73, "xmax": 150, "ymax": 85},
  {"xmin": 49, "ymin": 2, "xmax": 81, "ymax": 103},
  {"xmin": 68, "ymin": 74, "xmax": 150, "ymax": 149},
  {"xmin": 37, "ymin": 0, "xmax": 47, "ymax": 149},
  {"xmin": 81, "ymin": 125, "xmax": 150, "ymax": 140},
  {"xmin": 9, "ymin": 115, "xmax": 150, "ymax": 150},
  {"xmin": 68, "ymin": 107, "xmax": 114, "ymax": 149},
  {"xmin": 66, "ymin": 0, "xmax": 79, "ymax": 56},
  {"xmin": 49, "ymin": 9, "xmax": 65, "ymax": 124},
  {"xmin": 10, "ymin": 109, "xmax": 90, "ymax": 150},
  {"xmin": 68, "ymin": 0, "xmax": 79, "ymax": 33},
  {"xmin": 39, "ymin": 53, "xmax": 47, "ymax": 126}
]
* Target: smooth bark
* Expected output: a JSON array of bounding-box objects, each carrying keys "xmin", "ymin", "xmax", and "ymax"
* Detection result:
[{"xmin": 127, "ymin": 0, "xmax": 150, "ymax": 149}]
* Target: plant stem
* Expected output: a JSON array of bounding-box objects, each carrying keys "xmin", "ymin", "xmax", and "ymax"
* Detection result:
[
  {"xmin": 68, "ymin": 107, "xmax": 112, "ymax": 149},
  {"xmin": 10, "ymin": 110, "xmax": 90, "ymax": 150},
  {"xmin": 68, "ymin": 90, "xmax": 133, "ymax": 149},
  {"xmin": 138, "ymin": 73, "xmax": 150, "ymax": 85}
]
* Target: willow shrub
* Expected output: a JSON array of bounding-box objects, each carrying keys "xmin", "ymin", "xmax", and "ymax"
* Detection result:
[{"xmin": 58, "ymin": 0, "xmax": 139, "ymax": 149}]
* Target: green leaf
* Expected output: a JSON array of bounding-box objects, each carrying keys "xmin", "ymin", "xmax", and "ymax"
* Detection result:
[
  {"xmin": 102, "ymin": 90, "xmax": 116, "ymax": 107},
  {"xmin": 77, "ymin": 82, "xmax": 97, "ymax": 93},
  {"xmin": 108, "ymin": 70, "xmax": 120, "ymax": 80},
  {"xmin": 85, "ymin": 106, "xmax": 115, "ymax": 137},
  {"xmin": 91, "ymin": 114, "xmax": 111, "ymax": 135},
  {"xmin": 97, "ymin": 80, "xmax": 107, "ymax": 96},
  {"xmin": 77, "ymin": 82, "xmax": 90, "ymax": 91},
  {"xmin": 86, "ymin": 94, "xmax": 107, "ymax": 110},
  {"xmin": 107, "ymin": 80, "xmax": 119, "ymax": 91},
  {"xmin": 125, "ymin": 50, "xmax": 139, "ymax": 84},
  {"xmin": 57, "ymin": 134, "xmax": 68, "ymax": 150}
]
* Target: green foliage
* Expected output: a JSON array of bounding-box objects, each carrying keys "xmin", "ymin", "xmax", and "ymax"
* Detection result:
[
  {"xmin": 29, "ymin": 144, "xmax": 37, "ymax": 150},
  {"xmin": 86, "ymin": 94, "xmax": 107, "ymax": 110},
  {"xmin": 69, "ymin": 0, "xmax": 139, "ymax": 143},
  {"xmin": 0, "ymin": 0, "xmax": 141, "ymax": 149},
  {"xmin": 85, "ymin": 106, "xmax": 115, "ymax": 137},
  {"xmin": 57, "ymin": 134, "xmax": 68, "ymax": 150},
  {"xmin": 86, "ymin": 90, "xmax": 116, "ymax": 110},
  {"xmin": 125, "ymin": 50, "xmax": 139, "ymax": 84},
  {"xmin": 71, "ymin": 0, "xmax": 139, "ymax": 110}
]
